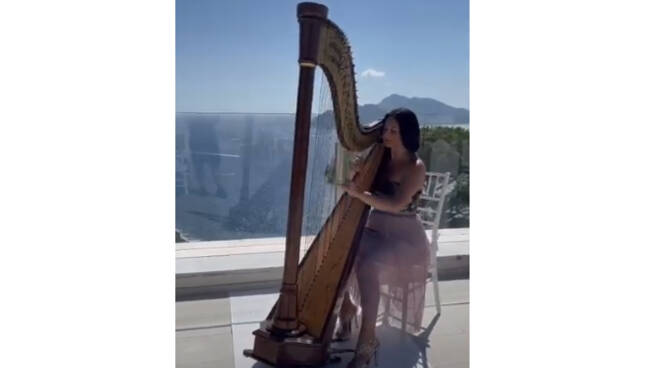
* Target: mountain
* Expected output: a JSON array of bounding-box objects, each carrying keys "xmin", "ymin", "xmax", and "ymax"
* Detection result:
[
  {"xmin": 378, "ymin": 94, "xmax": 469, "ymax": 125},
  {"xmin": 318, "ymin": 94, "xmax": 469, "ymax": 126}
]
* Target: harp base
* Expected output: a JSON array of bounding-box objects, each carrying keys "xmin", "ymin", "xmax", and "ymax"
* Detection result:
[{"xmin": 243, "ymin": 327, "xmax": 329, "ymax": 367}]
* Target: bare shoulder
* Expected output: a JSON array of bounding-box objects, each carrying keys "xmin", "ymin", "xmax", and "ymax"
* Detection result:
[
  {"xmin": 407, "ymin": 158, "xmax": 426, "ymax": 185},
  {"xmin": 415, "ymin": 158, "xmax": 426, "ymax": 171},
  {"xmin": 414, "ymin": 158, "xmax": 426, "ymax": 176}
]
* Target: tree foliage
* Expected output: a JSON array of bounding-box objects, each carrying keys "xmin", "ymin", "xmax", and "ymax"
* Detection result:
[
  {"xmin": 419, "ymin": 126, "xmax": 470, "ymax": 227},
  {"xmin": 420, "ymin": 126, "xmax": 469, "ymax": 149}
]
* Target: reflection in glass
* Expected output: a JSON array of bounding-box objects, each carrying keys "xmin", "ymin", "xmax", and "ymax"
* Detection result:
[{"xmin": 175, "ymin": 117, "xmax": 469, "ymax": 242}]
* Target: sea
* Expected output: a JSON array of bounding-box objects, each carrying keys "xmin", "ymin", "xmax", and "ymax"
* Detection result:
[{"xmin": 176, "ymin": 112, "xmax": 467, "ymax": 242}]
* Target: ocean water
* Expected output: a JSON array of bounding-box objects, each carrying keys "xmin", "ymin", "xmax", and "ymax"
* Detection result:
[
  {"xmin": 176, "ymin": 112, "xmax": 468, "ymax": 242},
  {"xmin": 176, "ymin": 112, "xmax": 340, "ymax": 242}
]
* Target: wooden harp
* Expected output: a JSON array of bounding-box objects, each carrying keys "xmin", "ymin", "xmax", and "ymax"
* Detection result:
[{"xmin": 244, "ymin": 3, "xmax": 385, "ymax": 366}]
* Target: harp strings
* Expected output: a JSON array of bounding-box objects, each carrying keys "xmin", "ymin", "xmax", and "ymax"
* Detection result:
[{"xmin": 300, "ymin": 73, "xmax": 338, "ymax": 257}]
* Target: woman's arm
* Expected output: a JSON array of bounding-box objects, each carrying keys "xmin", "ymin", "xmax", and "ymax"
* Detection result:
[{"xmin": 342, "ymin": 161, "xmax": 426, "ymax": 212}]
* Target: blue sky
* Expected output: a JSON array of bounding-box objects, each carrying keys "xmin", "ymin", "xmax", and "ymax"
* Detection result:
[{"xmin": 176, "ymin": 0, "xmax": 468, "ymax": 113}]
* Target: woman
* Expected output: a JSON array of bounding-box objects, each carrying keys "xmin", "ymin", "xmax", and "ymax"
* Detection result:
[{"xmin": 339, "ymin": 107, "xmax": 430, "ymax": 368}]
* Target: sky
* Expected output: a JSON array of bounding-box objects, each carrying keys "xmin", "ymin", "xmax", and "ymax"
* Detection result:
[{"xmin": 176, "ymin": 0, "xmax": 469, "ymax": 113}]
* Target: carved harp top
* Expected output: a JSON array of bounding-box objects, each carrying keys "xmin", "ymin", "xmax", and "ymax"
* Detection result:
[{"xmin": 297, "ymin": 2, "xmax": 382, "ymax": 151}]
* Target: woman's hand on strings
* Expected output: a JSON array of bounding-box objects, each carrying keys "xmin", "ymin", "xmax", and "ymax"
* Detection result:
[
  {"xmin": 348, "ymin": 155, "xmax": 365, "ymax": 179},
  {"xmin": 343, "ymin": 154, "xmax": 368, "ymax": 198}
]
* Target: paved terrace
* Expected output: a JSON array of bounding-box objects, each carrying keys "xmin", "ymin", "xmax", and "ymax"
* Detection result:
[{"xmin": 176, "ymin": 228, "xmax": 469, "ymax": 368}]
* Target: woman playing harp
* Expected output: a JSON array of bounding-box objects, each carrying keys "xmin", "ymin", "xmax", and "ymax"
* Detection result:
[
  {"xmin": 245, "ymin": 4, "xmax": 430, "ymax": 367},
  {"xmin": 337, "ymin": 108, "xmax": 430, "ymax": 368}
]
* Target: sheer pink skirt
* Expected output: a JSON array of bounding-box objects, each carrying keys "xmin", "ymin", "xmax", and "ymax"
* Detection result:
[{"xmin": 343, "ymin": 208, "xmax": 431, "ymax": 333}]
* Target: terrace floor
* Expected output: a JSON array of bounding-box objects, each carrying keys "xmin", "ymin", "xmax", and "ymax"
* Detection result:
[
  {"xmin": 176, "ymin": 228, "xmax": 469, "ymax": 368},
  {"xmin": 177, "ymin": 280, "xmax": 468, "ymax": 368}
]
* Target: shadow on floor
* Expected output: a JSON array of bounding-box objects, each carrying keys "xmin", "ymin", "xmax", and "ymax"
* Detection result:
[{"xmin": 243, "ymin": 313, "xmax": 443, "ymax": 368}]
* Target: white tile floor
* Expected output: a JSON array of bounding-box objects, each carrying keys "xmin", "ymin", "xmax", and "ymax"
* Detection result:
[
  {"xmin": 229, "ymin": 289, "xmax": 279, "ymax": 368},
  {"xmin": 229, "ymin": 289, "xmax": 436, "ymax": 368},
  {"xmin": 177, "ymin": 280, "xmax": 468, "ymax": 368}
]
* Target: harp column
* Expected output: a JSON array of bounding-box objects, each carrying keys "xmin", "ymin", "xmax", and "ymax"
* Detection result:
[{"xmin": 272, "ymin": 2, "xmax": 329, "ymax": 332}]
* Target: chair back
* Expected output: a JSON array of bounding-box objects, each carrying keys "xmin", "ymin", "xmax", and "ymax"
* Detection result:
[{"xmin": 417, "ymin": 171, "xmax": 453, "ymax": 235}]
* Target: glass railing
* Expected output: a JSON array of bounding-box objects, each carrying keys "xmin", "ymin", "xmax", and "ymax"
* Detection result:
[{"xmin": 176, "ymin": 112, "xmax": 469, "ymax": 242}]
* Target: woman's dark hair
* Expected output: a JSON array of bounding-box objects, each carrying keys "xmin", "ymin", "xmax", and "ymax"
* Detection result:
[
  {"xmin": 372, "ymin": 108, "xmax": 421, "ymax": 192},
  {"xmin": 379, "ymin": 107, "xmax": 421, "ymax": 153}
]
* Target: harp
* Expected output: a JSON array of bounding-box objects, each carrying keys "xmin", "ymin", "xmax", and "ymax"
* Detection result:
[{"xmin": 243, "ymin": 3, "xmax": 386, "ymax": 366}]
